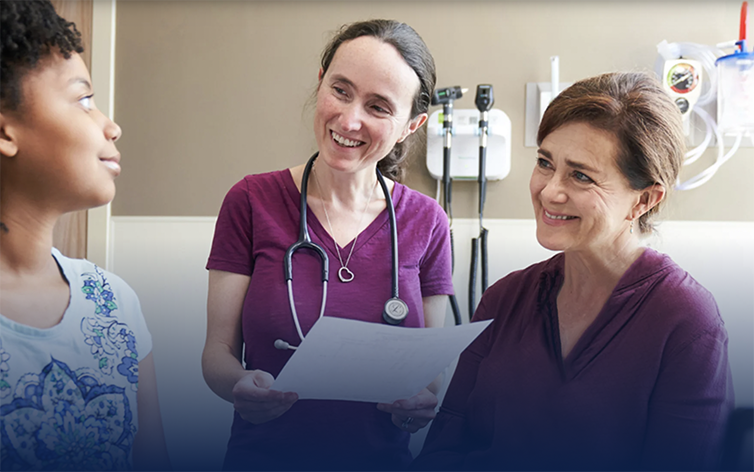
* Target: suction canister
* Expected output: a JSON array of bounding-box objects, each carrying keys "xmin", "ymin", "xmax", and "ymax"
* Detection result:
[{"xmin": 717, "ymin": 41, "xmax": 754, "ymax": 135}]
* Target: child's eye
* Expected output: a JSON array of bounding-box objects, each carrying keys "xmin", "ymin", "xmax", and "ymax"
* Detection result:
[
  {"xmin": 79, "ymin": 95, "xmax": 93, "ymax": 110},
  {"xmin": 573, "ymin": 171, "xmax": 594, "ymax": 183}
]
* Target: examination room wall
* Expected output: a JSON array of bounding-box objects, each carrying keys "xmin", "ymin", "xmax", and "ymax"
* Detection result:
[
  {"xmin": 112, "ymin": 0, "xmax": 754, "ymax": 221},
  {"xmin": 105, "ymin": 1, "xmax": 754, "ymax": 470}
]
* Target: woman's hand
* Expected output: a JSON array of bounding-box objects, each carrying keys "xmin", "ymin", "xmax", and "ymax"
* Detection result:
[
  {"xmin": 376, "ymin": 388, "xmax": 438, "ymax": 433},
  {"xmin": 232, "ymin": 370, "xmax": 298, "ymax": 424}
]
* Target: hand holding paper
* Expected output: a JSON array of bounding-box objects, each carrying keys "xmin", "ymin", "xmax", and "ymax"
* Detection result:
[
  {"xmin": 272, "ymin": 317, "xmax": 492, "ymax": 403},
  {"xmin": 232, "ymin": 370, "xmax": 298, "ymax": 424},
  {"xmin": 377, "ymin": 387, "xmax": 439, "ymax": 433}
]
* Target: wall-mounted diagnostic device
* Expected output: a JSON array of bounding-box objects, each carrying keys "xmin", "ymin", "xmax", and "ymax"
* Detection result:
[
  {"xmin": 662, "ymin": 59, "xmax": 703, "ymax": 120},
  {"xmin": 426, "ymin": 108, "xmax": 511, "ymax": 181},
  {"xmin": 657, "ymin": 1, "xmax": 753, "ymax": 191}
]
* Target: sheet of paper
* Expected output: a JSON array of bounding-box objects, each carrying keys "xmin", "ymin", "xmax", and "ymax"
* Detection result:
[{"xmin": 272, "ymin": 317, "xmax": 492, "ymax": 403}]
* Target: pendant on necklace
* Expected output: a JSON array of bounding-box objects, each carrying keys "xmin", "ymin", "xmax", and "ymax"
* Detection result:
[{"xmin": 338, "ymin": 266, "xmax": 355, "ymax": 283}]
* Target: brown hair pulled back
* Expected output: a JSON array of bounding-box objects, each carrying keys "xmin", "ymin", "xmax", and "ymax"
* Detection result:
[
  {"xmin": 319, "ymin": 19, "xmax": 436, "ymax": 182},
  {"xmin": 537, "ymin": 71, "xmax": 685, "ymax": 234}
]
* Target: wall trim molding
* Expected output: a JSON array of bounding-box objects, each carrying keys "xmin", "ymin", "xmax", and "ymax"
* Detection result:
[{"xmin": 87, "ymin": 0, "xmax": 117, "ymax": 268}]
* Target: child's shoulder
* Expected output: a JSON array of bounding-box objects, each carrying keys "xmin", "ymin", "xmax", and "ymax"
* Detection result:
[
  {"xmin": 52, "ymin": 247, "xmax": 138, "ymax": 301},
  {"xmin": 51, "ymin": 248, "xmax": 148, "ymax": 339}
]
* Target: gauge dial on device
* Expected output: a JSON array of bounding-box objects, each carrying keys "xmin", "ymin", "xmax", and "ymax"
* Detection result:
[{"xmin": 667, "ymin": 63, "xmax": 699, "ymax": 94}]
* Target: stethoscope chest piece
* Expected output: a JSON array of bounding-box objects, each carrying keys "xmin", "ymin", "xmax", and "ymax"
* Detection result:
[{"xmin": 383, "ymin": 297, "xmax": 409, "ymax": 325}]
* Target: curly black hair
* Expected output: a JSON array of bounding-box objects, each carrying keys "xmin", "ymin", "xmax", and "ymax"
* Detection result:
[{"xmin": 1, "ymin": 0, "xmax": 83, "ymax": 110}]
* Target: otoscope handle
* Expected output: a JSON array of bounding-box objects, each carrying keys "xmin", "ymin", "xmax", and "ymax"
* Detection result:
[
  {"xmin": 449, "ymin": 294, "xmax": 463, "ymax": 325},
  {"xmin": 475, "ymin": 85, "xmax": 493, "ymax": 217},
  {"xmin": 480, "ymin": 227, "xmax": 489, "ymax": 293},
  {"xmin": 478, "ymin": 146, "xmax": 487, "ymax": 214},
  {"xmin": 441, "ymin": 101, "xmax": 454, "ymax": 212},
  {"xmin": 469, "ymin": 238, "xmax": 478, "ymax": 318}
]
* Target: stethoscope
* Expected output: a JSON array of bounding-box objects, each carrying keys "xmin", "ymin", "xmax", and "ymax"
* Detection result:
[{"xmin": 274, "ymin": 152, "xmax": 408, "ymax": 351}]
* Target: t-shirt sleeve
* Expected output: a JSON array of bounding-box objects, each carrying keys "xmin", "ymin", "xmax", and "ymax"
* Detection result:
[
  {"xmin": 418, "ymin": 203, "xmax": 453, "ymax": 297},
  {"xmin": 412, "ymin": 294, "xmax": 495, "ymax": 470},
  {"xmin": 206, "ymin": 178, "xmax": 254, "ymax": 275},
  {"xmin": 641, "ymin": 293, "xmax": 735, "ymax": 470}
]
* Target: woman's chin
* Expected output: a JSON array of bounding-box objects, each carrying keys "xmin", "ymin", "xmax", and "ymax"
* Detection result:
[{"xmin": 535, "ymin": 230, "xmax": 568, "ymax": 253}]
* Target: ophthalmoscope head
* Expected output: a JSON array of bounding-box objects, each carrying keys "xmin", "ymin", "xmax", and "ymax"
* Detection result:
[
  {"xmin": 475, "ymin": 84, "xmax": 494, "ymax": 112},
  {"xmin": 431, "ymin": 86, "xmax": 467, "ymax": 106}
]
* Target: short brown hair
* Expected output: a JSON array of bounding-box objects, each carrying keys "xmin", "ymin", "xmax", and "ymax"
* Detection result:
[{"xmin": 537, "ymin": 71, "xmax": 685, "ymax": 234}]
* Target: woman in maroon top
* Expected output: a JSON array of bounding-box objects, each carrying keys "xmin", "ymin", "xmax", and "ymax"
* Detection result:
[
  {"xmin": 414, "ymin": 72, "xmax": 734, "ymax": 471},
  {"xmin": 202, "ymin": 20, "xmax": 454, "ymax": 470}
]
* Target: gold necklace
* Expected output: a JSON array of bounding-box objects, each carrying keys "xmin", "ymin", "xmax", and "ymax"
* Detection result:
[{"xmin": 313, "ymin": 168, "xmax": 377, "ymax": 283}]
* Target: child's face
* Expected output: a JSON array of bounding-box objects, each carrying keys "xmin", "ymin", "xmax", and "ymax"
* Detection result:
[{"xmin": 4, "ymin": 51, "xmax": 122, "ymax": 212}]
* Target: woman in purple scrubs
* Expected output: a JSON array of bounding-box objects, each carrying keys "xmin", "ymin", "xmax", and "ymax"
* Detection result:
[{"xmin": 202, "ymin": 20, "xmax": 454, "ymax": 471}]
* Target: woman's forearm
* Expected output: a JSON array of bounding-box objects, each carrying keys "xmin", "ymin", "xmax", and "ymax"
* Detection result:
[
  {"xmin": 203, "ymin": 270, "xmax": 252, "ymax": 403},
  {"xmin": 201, "ymin": 342, "xmax": 249, "ymax": 403}
]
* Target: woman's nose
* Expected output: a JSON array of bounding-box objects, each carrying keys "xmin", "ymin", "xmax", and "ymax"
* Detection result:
[
  {"xmin": 541, "ymin": 175, "xmax": 568, "ymax": 203},
  {"xmin": 339, "ymin": 103, "xmax": 363, "ymax": 131}
]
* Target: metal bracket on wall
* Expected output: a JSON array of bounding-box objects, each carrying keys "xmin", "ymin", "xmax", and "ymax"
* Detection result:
[{"xmin": 524, "ymin": 81, "xmax": 573, "ymax": 148}]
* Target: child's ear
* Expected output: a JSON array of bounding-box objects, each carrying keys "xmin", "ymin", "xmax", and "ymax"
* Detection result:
[{"xmin": 0, "ymin": 113, "xmax": 19, "ymax": 158}]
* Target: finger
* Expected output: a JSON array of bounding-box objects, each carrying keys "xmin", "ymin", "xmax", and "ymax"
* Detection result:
[
  {"xmin": 379, "ymin": 393, "xmax": 438, "ymax": 419},
  {"xmin": 233, "ymin": 372, "xmax": 296, "ymax": 402},
  {"xmin": 390, "ymin": 413, "xmax": 431, "ymax": 433},
  {"xmin": 252, "ymin": 370, "xmax": 275, "ymax": 389},
  {"xmin": 234, "ymin": 384, "xmax": 286, "ymax": 402},
  {"xmin": 378, "ymin": 400, "xmax": 434, "ymax": 414},
  {"xmin": 235, "ymin": 398, "xmax": 295, "ymax": 414},
  {"xmin": 388, "ymin": 406, "xmax": 437, "ymax": 421},
  {"xmin": 238, "ymin": 400, "xmax": 296, "ymax": 424},
  {"xmin": 392, "ymin": 390, "xmax": 438, "ymax": 411}
]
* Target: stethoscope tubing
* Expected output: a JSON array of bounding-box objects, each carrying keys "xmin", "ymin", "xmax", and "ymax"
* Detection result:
[
  {"xmin": 376, "ymin": 165, "xmax": 400, "ymax": 300},
  {"xmin": 280, "ymin": 152, "xmax": 403, "ymax": 348},
  {"xmin": 282, "ymin": 154, "xmax": 330, "ymax": 345}
]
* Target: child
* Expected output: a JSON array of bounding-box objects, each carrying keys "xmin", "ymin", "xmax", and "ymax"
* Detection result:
[{"xmin": 0, "ymin": 1, "xmax": 170, "ymax": 469}]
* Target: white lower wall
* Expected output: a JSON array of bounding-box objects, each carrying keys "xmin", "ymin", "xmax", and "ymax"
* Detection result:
[{"xmin": 110, "ymin": 217, "xmax": 754, "ymax": 470}]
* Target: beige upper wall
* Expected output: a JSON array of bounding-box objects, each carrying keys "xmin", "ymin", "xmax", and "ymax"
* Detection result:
[{"xmin": 112, "ymin": 0, "xmax": 754, "ymax": 221}]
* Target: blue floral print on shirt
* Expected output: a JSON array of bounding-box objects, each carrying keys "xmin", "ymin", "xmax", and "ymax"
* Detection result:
[
  {"xmin": 80, "ymin": 267, "xmax": 139, "ymax": 390},
  {"xmin": 0, "ymin": 359, "xmax": 134, "ymax": 470},
  {"xmin": 0, "ymin": 340, "xmax": 11, "ymax": 400}
]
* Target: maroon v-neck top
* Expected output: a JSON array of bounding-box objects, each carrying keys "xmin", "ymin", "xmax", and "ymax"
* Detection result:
[
  {"xmin": 415, "ymin": 249, "xmax": 733, "ymax": 471},
  {"xmin": 208, "ymin": 170, "xmax": 453, "ymax": 470}
]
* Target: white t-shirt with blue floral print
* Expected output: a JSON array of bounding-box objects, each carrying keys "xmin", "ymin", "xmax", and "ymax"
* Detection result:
[{"xmin": 0, "ymin": 248, "xmax": 152, "ymax": 470}]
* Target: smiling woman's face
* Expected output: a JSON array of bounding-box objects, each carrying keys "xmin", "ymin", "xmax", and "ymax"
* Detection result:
[
  {"xmin": 530, "ymin": 121, "xmax": 643, "ymax": 256},
  {"xmin": 313, "ymin": 35, "xmax": 424, "ymax": 177}
]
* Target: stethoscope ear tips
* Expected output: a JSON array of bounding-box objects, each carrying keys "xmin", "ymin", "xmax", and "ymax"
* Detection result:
[{"xmin": 382, "ymin": 298, "xmax": 409, "ymax": 325}]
